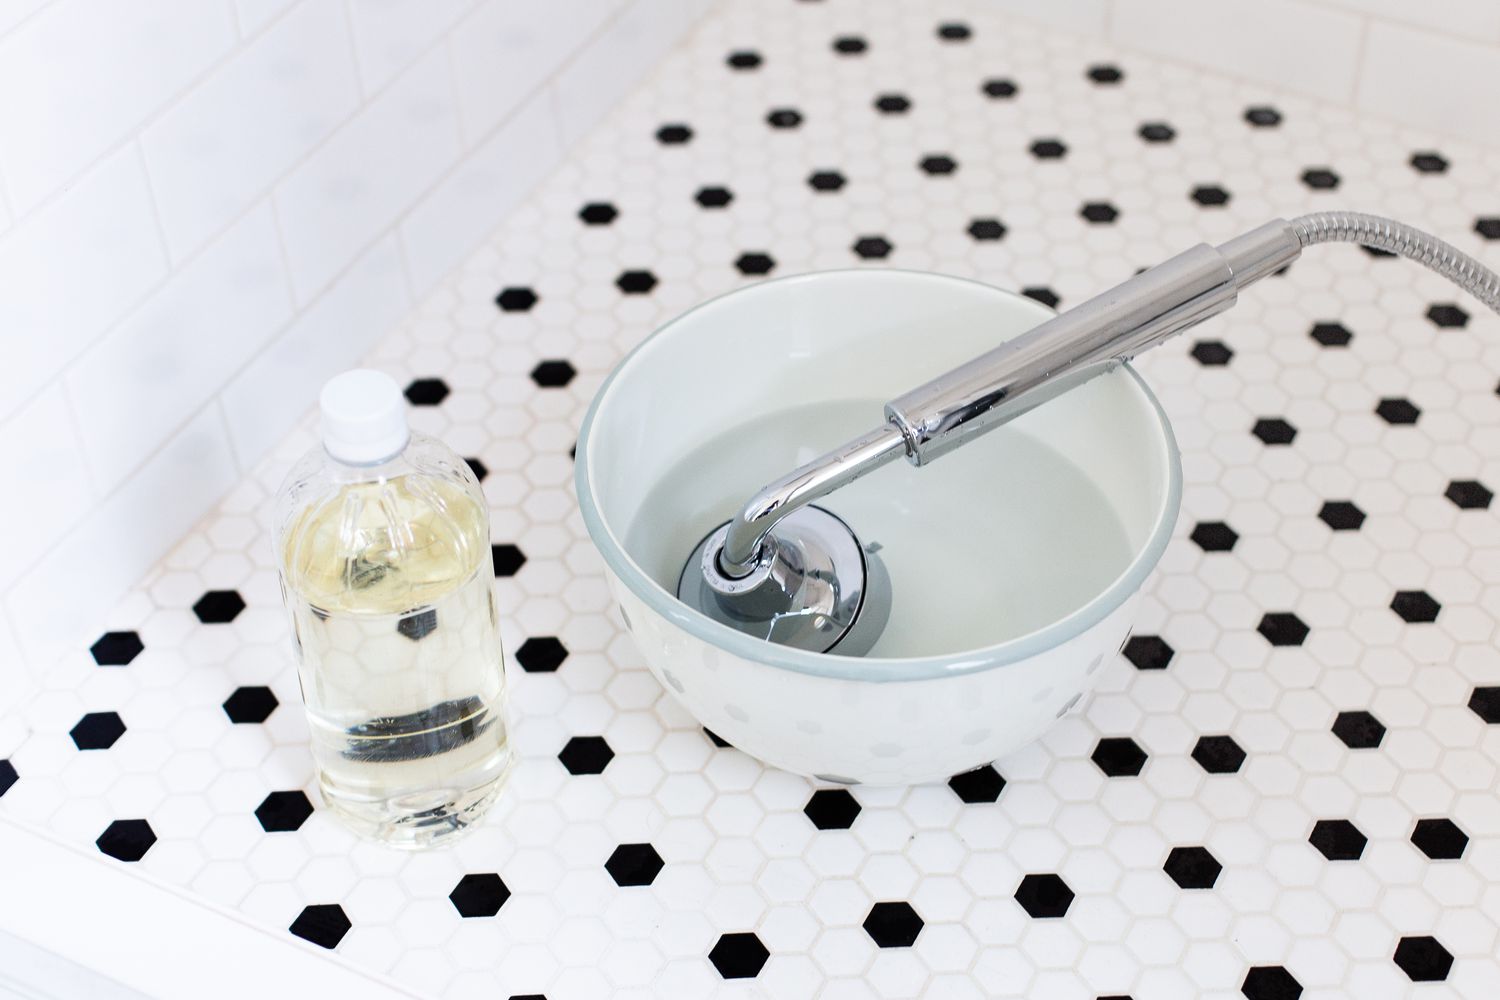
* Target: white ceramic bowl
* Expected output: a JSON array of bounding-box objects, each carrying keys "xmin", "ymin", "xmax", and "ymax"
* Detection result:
[{"xmin": 576, "ymin": 270, "xmax": 1181, "ymax": 785}]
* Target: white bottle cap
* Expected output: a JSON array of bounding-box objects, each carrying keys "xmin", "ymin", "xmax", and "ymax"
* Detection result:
[{"xmin": 319, "ymin": 369, "xmax": 410, "ymax": 465}]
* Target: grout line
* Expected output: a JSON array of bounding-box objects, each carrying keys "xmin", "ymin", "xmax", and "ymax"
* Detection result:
[
  {"xmin": 1348, "ymin": 12, "xmax": 1371, "ymax": 107},
  {"xmin": 0, "ymin": 0, "xmax": 59, "ymax": 43},
  {"xmin": 226, "ymin": 0, "xmax": 245, "ymax": 40},
  {"xmin": 215, "ymin": 395, "xmax": 246, "ymax": 476},
  {"xmin": 337, "ymin": 0, "xmax": 371, "ymax": 99},
  {"xmin": 131, "ymin": 138, "xmax": 176, "ymax": 266},
  {"xmin": 56, "ymin": 371, "xmax": 103, "ymax": 500},
  {"xmin": 264, "ymin": 191, "xmax": 301, "ymax": 319}
]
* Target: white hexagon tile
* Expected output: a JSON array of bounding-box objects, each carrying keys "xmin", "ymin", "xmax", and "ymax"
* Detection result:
[{"xmin": 5, "ymin": 1, "xmax": 1500, "ymax": 998}]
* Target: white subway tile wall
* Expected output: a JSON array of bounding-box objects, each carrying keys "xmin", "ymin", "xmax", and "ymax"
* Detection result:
[
  {"xmin": 0, "ymin": 146, "xmax": 167, "ymax": 420},
  {"xmin": 272, "ymin": 47, "xmax": 462, "ymax": 302},
  {"xmin": 0, "ymin": 385, "xmax": 93, "ymax": 591},
  {"xmin": 1357, "ymin": 21, "xmax": 1500, "ymax": 144},
  {"xmin": 66, "ymin": 205, "xmax": 293, "ymax": 491},
  {"xmin": 0, "ymin": 0, "xmax": 709, "ymax": 661},
  {"xmin": 140, "ymin": 0, "xmax": 361, "ymax": 261},
  {"xmin": 0, "ymin": 0, "xmax": 237, "ymax": 214},
  {"xmin": 450, "ymin": 0, "xmax": 624, "ymax": 144},
  {"xmin": 1111, "ymin": 0, "xmax": 1366, "ymax": 104}
]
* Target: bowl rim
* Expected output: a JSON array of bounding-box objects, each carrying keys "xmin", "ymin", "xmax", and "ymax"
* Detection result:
[{"xmin": 574, "ymin": 268, "xmax": 1182, "ymax": 682}]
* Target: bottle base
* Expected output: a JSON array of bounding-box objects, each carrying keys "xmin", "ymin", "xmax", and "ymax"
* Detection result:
[{"xmin": 318, "ymin": 754, "xmax": 514, "ymax": 850}]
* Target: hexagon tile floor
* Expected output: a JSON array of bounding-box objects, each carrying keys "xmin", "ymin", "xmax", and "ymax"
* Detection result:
[{"xmin": 6, "ymin": 1, "xmax": 1500, "ymax": 997}]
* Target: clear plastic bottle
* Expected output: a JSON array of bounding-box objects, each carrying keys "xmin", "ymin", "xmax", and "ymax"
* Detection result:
[{"xmin": 273, "ymin": 369, "xmax": 512, "ymax": 848}]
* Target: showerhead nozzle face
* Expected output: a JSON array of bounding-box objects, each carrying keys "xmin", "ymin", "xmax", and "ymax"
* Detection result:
[{"xmin": 676, "ymin": 505, "xmax": 890, "ymax": 655}]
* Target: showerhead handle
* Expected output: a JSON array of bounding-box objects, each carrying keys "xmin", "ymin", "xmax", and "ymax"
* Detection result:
[
  {"xmin": 887, "ymin": 220, "xmax": 1302, "ymax": 465},
  {"xmin": 715, "ymin": 219, "xmax": 1303, "ymax": 575}
]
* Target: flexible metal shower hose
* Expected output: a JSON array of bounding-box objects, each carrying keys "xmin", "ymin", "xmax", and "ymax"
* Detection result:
[{"xmin": 1291, "ymin": 211, "xmax": 1500, "ymax": 316}]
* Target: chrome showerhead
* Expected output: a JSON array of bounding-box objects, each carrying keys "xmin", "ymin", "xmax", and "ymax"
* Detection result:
[{"xmin": 675, "ymin": 214, "xmax": 1500, "ymax": 656}]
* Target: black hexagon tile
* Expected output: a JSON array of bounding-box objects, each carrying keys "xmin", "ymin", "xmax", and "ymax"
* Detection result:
[
  {"xmin": 1091, "ymin": 737, "xmax": 1147, "ymax": 777},
  {"xmin": 1190, "ymin": 340, "xmax": 1233, "ymax": 365},
  {"xmin": 529, "ymin": 360, "xmax": 576, "ymax": 388},
  {"xmin": 604, "ymin": 843, "xmax": 664, "ymax": 887},
  {"xmin": 1375, "ymin": 397, "xmax": 1420, "ymax": 425},
  {"xmin": 1122, "ymin": 634, "xmax": 1174, "ymax": 670},
  {"xmin": 1394, "ymin": 936, "xmax": 1453, "ymax": 982},
  {"xmin": 490, "ymin": 543, "xmax": 526, "ymax": 577},
  {"xmin": 1244, "ymin": 105, "xmax": 1282, "ymax": 127},
  {"xmin": 614, "ymin": 269, "xmax": 657, "ymax": 294},
  {"xmin": 1189, "ymin": 521, "xmax": 1238, "ymax": 552},
  {"xmin": 1309, "ymin": 320, "xmax": 1352, "ymax": 346},
  {"xmin": 449, "ymin": 874, "xmax": 510, "ymax": 917},
  {"xmin": 694, "ymin": 185, "xmax": 732, "ymax": 208},
  {"xmin": 947, "ymin": 764, "xmax": 1005, "ymax": 803},
  {"xmin": 222, "ymin": 686, "xmax": 278, "ymax": 723},
  {"xmin": 1411, "ymin": 818, "xmax": 1468, "ymax": 860},
  {"xmin": 1241, "ymin": 966, "xmax": 1302, "ymax": 1000},
  {"xmin": 708, "ymin": 932, "xmax": 769, "ymax": 979},
  {"xmin": 1300, "ymin": 166, "xmax": 1339, "ymax": 190},
  {"xmin": 89, "ymin": 630, "xmax": 143, "ymax": 666},
  {"xmin": 1310, "ymin": 819, "xmax": 1367, "ymax": 861},
  {"xmin": 289, "ymin": 904, "xmax": 351, "ymax": 949},
  {"xmin": 1252, "ymin": 417, "xmax": 1297, "ymax": 445},
  {"xmin": 765, "ymin": 107, "xmax": 802, "ymax": 129},
  {"xmin": 557, "ymin": 736, "xmax": 612, "ymax": 775},
  {"xmin": 1138, "ymin": 121, "xmax": 1175, "ymax": 142},
  {"xmin": 1445, "ymin": 480, "xmax": 1493, "ymax": 510},
  {"xmin": 967, "ymin": 217, "xmax": 1006, "ymax": 241},
  {"xmin": 981, "ymin": 77, "xmax": 1017, "ymax": 99},
  {"xmin": 862, "ymin": 902, "xmax": 923, "ymax": 947},
  {"xmin": 1192, "ymin": 735, "xmax": 1246, "ymax": 774},
  {"xmin": 808, "ymin": 169, "xmax": 846, "ymax": 192},
  {"xmin": 577, "ymin": 201, "xmax": 617, "ymax": 225},
  {"xmin": 804, "ymin": 788, "xmax": 861, "ymax": 829},
  {"xmin": 495, "ymin": 286, "xmax": 538, "ymax": 312},
  {"xmin": 70, "ymin": 712, "xmax": 126, "ymax": 751},
  {"xmin": 1022, "ymin": 286, "xmax": 1060, "ymax": 308},
  {"xmin": 255, "ymin": 791, "xmax": 314, "ymax": 833},
  {"xmin": 402, "ymin": 377, "xmax": 448, "ymax": 406},
  {"xmin": 1163, "ymin": 846, "xmax": 1221, "ymax": 889},
  {"xmin": 1318, "ymin": 500, "xmax": 1365, "ymax": 531},
  {"xmin": 515, "ymin": 636, "xmax": 567, "ymax": 672},
  {"xmin": 654, "ymin": 123, "xmax": 691, "ymax": 145},
  {"xmin": 1014, "ymin": 873, "xmax": 1074, "ymax": 918},
  {"xmin": 1331, "ymin": 710, "xmax": 1384, "ymax": 749},
  {"xmin": 1257, "ymin": 612, "xmax": 1309, "ymax": 647},
  {"xmin": 1471, "ymin": 687, "xmax": 1500, "ymax": 723},
  {"xmin": 96, "ymin": 819, "xmax": 156, "ymax": 863}
]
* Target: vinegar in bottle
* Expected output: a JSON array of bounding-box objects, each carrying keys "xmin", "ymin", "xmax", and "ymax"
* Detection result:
[{"xmin": 274, "ymin": 370, "xmax": 513, "ymax": 848}]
